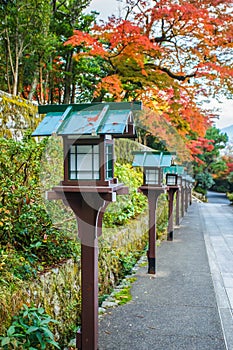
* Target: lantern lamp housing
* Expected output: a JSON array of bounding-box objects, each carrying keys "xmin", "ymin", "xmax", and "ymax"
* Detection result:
[
  {"xmin": 132, "ymin": 151, "xmax": 175, "ymax": 187},
  {"xmin": 166, "ymin": 173, "xmax": 178, "ymax": 186},
  {"xmin": 32, "ymin": 102, "xmax": 142, "ymax": 186},
  {"xmin": 177, "ymin": 175, "xmax": 182, "ymax": 186},
  {"xmin": 63, "ymin": 134, "xmax": 115, "ymax": 186},
  {"xmin": 144, "ymin": 167, "xmax": 163, "ymax": 186},
  {"xmin": 163, "ymin": 165, "xmax": 184, "ymax": 187}
]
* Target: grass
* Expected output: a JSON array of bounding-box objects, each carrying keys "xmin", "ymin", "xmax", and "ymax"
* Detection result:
[{"xmin": 113, "ymin": 277, "xmax": 137, "ymax": 305}]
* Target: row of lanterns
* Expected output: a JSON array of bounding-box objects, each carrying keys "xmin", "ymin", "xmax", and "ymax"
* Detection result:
[
  {"xmin": 33, "ymin": 102, "xmax": 195, "ymax": 350},
  {"xmin": 132, "ymin": 149, "xmax": 194, "ymax": 188},
  {"xmin": 131, "ymin": 150, "xmax": 195, "ymax": 275}
]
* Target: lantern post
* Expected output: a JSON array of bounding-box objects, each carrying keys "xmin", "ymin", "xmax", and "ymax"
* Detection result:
[
  {"xmin": 185, "ymin": 175, "xmax": 195, "ymax": 206},
  {"xmin": 164, "ymin": 165, "xmax": 184, "ymax": 241},
  {"xmin": 166, "ymin": 171, "xmax": 178, "ymax": 241},
  {"xmin": 175, "ymin": 175, "xmax": 182, "ymax": 226},
  {"xmin": 132, "ymin": 151, "xmax": 174, "ymax": 274},
  {"xmin": 190, "ymin": 177, "xmax": 195, "ymax": 205},
  {"xmin": 32, "ymin": 102, "xmax": 141, "ymax": 350},
  {"xmin": 181, "ymin": 175, "xmax": 186, "ymax": 219},
  {"xmin": 185, "ymin": 176, "xmax": 190, "ymax": 212}
]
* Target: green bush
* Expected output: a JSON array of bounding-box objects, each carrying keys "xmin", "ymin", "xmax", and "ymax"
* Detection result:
[
  {"xmin": 194, "ymin": 186, "xmax": 207, "ymax": 196},
  {"xmin": 195, "ymin": 172, "xmax": 214, "ymax": 191},
  {"xmin": 0, "ymin": 304, "xmax": 60, "ymax": 349},
  {"xmin": 0, "ymin": 134, "xmax": 79, "ymax": 280},
  {"xmin": 227, "ymin": 192, "xmax": 233, "ymax": 204},
  {"xmin": 103, "ymin": 163, "xmax": 147, "ymax": 226}
]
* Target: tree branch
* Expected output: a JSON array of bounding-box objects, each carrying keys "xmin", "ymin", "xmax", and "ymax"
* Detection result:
[{"xmin": 145, "ymin": 63, "xmax": 197, "ymax": 81}]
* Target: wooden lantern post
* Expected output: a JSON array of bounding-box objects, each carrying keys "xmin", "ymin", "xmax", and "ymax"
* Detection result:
[
  {"xmin": 166, "ymin": 173, "xmax": 178, "ymax": 241},
  {"xmin": 32, "ymin": 102, "xmax": 141, "ymax": 350},
  {"xmin": 132, "ymin": 151, "xmax": 175, "ymax": 274},
  {"xmin": 175, "ymin": 176, "xmax": 182, "ymax": 226},
  {"xmin": 164, "ymin": 165, "xmax": 184, "ymax": 241},
  {"xmin": 181, "ymin": 175, "xmax": 186, "ymax": 218},
  {"xmin": 185, "ymin": 176, "xmax": 189, "ymax": 212}
]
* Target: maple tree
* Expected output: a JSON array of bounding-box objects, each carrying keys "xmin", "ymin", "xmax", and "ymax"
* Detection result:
[
  {"xmin": 217, "ymin": 154, "xmax": 233, "ymax": 179},
  {"xmin": 65, "ymin": 0, "xmax": 233, "ymax": 160}
]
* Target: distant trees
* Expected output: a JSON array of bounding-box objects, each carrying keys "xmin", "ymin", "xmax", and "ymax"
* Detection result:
[
  {"xmin": 65, "ymin": 0, "xmax": 233, "ymax": 159},
  {"xmin": 193, "ymin": 126, "xmax": 229, "ymax": 192},
  {"xmin": 0, "ymin": 0, "xmax": 93, "ymax": 103},
  {"xmin": 0, "ymin": 0, "xmax": 52, "ymax": 96},
  {"xmin": 0, "ymin": 0, "xmax": 232, "ymax": 168}
]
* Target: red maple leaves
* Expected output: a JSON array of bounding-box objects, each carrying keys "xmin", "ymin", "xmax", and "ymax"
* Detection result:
[{"xmin": 64, "ymin": 0, "xmax": 233, "ymax": 161}]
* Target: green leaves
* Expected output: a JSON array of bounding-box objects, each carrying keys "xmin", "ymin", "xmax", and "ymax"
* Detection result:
[
  {"xmin": 193, "ymin": 126, "xmax": 229, "ymax": 190},
  {"xmin": 0, "ymin": 135, "xmax": 47, "ymax": 242},
  {"xmin": 0, "ymin": 304, "xmax": 60, "ymax": 349},
  {"xmin": 104, "ymin": 163, "xmax": 147, "ymax": 227},
  {"xmin": 0, "ymin": 134, "xmax": 79, "ymax": 280}
]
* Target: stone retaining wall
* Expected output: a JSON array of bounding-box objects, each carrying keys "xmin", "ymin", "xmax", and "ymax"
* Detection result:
[{"xmin": 1, "ymin": 211, "xmax": 148, "ymax": 346}]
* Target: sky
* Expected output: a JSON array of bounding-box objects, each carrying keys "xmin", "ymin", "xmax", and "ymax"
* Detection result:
[
  {"xmin": 207, "ymin": 99, "xmax": 233, "ymax": 129},
  {"xmin": 87, "ymin": 0, "xmax": 120, "ymax": 19},
  {"xmin": 87, "ymin": 0, "xmax": 233, "ymax": 129}
]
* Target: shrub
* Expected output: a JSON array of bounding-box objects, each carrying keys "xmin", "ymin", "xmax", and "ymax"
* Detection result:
[
  {"xmin": 0, "ymin": 134, "xmax": 80, "ymax": 280},
  {"xmin": 227, "ymin": 192, "xmax": 233, "ymax": 204},
  {"xmin": 195, "ymin": 172, "xmax": 214, "ymax": 190},
  {"xmin": 194, "ymin": 186, "xmax": 207, "ymax": 196},
  {"xmin": 0, "ymin": 304, "xmax": 60, "ymax": 349},
  {"xmin": 103, "ymin": 163, "xmax": 147, "ymax": 226}
]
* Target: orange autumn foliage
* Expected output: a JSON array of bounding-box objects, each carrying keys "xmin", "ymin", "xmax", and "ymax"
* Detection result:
[
  {"xmin": 93, "ymin": 75, "xmax": 123, "ymax": 101},
  {"xmin": 65, "ymin": 0, "xmax": 233, "ymax": 160}
]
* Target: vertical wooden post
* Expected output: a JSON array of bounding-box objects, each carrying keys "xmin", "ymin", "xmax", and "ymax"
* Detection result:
[
  {"xmin": 167, "ymin": 188, "xmax": 178, "ymax": 241},
  {"xmin": 175, "ymin": 189, "xmax": 180, "ymax": 226},
  {"xmin": 181, "ymin": 185, "xmax": 185, "ymax": 218},
  {"xmin": 141, "ymin": 188, "xmax": 164, "ymax": 274},
  {"xmin": 63, "ymin": 192, "xmax": 105, "ymax": 350},
  {"xmin": 185, "ymin": 186, "xmax": 189, "ymax": 212}
]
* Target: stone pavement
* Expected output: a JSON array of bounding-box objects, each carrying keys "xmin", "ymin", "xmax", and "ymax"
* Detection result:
[
  {"xmin": 200, "ymin": 194, "xmax": 233, "ymax": 350},
  {"xmin": 98, "ymin": 199, "xmax": 232, "ymax": 350}
]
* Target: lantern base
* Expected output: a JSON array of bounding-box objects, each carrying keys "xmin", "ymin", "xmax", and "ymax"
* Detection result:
[
  {"xmin": 147, "ymin": 256, "xmax": 156, "ymax": 275},
  {"xmin": 76, "ymin": 330, "xmax": 82, "ymax": 349},
  {"xmin": 167, "ymin": 230, "xmax": 174, "ymax": 241}
]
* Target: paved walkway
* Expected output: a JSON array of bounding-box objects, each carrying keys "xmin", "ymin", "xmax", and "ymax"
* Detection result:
[
  {"xmin": 200, "ymin": 192, "xmax": 233, "ymax": 350},
  {"xmin": 98, "ymin": 195, "xmax": 233, "ymax": 350}
]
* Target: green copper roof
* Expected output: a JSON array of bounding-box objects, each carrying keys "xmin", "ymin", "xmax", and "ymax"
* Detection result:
[
  {"xmin": 163, "ymin": 165, "xmax": 184, "ymax": 175},
  {"xmin": 32, "ymin": 102, "xmax": 142, "ymax": 137},
  {"xmin": 132, "ymin": 151, "xmax": 176, "ymax": 168}
]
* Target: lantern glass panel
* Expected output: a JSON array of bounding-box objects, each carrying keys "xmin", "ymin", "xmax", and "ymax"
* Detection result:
[
  {"xmin": 105, "ymin": 144, "xmax": 114, "ymax": 179},
  {"xmin": 145, "ymin": 168, "xmax": 159, "ymax": 185},
  {"xmin": 69, "ymin": 144, "xmax": 100, "ymax": 180},
  {"xmin": 166, "ymin": 174, "xmax": 177, "ymax": 186}
]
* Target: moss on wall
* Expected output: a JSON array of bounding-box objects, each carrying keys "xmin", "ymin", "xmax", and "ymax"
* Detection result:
[
  {"xmin": 0, "ymin": 279, "xmax": 28, "ymax": 335},
  {"xmin": 0, "ymin": 90, "xmax": 39, "ymax": 139},
  {"xmin": 114, "ymin": 138, "xmax": 150, "ymax": 164},
  {"xmin": 99, "ymin": 211, "xmax": 149, "ymax": 296},
  {"xmin": 0, "ymin": 211, "xmax": 149, "ymax": 346}
]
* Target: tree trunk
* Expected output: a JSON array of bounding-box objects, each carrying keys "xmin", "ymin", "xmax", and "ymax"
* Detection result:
[
  {"xmin": 12, "ymin": 55, "xmax": 19, "ymax": 96},
  {"xmin": 71, "ymin": 82, "xmax": 76, "ymax": 103},
  {"xmin": 28, "ymin": 74, "xmax": 38, "ymax": 101},
  {"xmin": 63, "ymin": 51, "xmax": 73, "ymax": 104},
  {"xmin": 39, "ymin": 63, "xmax": 43, "ymax": 104}
]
